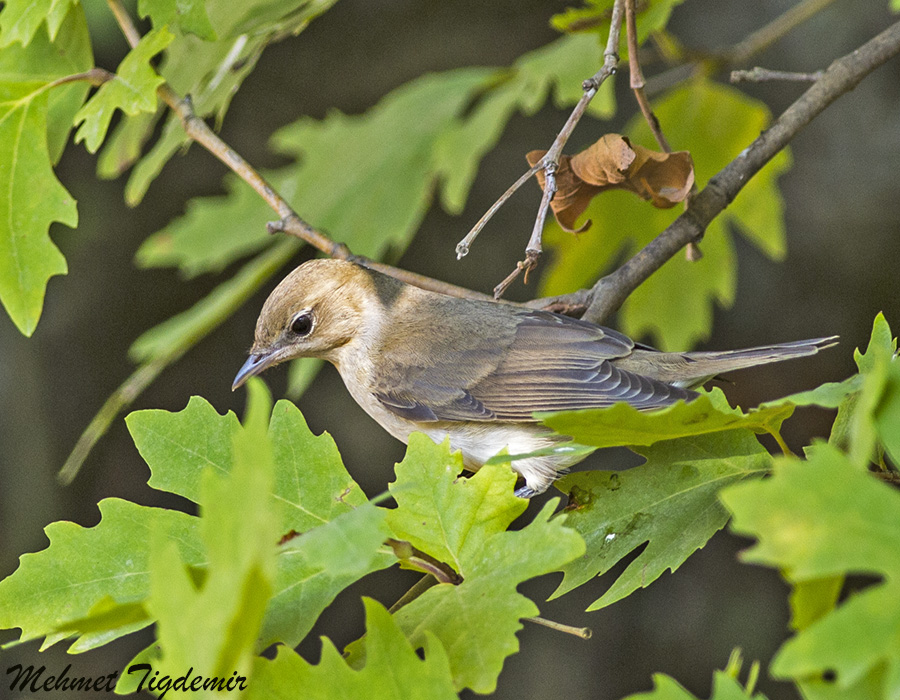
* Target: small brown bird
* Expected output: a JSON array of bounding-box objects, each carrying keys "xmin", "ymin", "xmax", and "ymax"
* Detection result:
[{"xmin": 233, "ymin": 259, "xmax": 835, "ymax": 497}]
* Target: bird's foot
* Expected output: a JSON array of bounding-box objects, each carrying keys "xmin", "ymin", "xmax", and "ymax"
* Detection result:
[{"xmin": 514, "ymin": 485, "xmax": 537, "ymax": 499}]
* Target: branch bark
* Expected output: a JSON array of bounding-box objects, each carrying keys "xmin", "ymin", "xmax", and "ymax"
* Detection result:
[{"xmin": 531, "ymin": 18, "xmax": 900, "ymax": 325}]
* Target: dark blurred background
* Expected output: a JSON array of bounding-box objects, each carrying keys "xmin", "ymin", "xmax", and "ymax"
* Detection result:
[{"xmin": 2, "ymin": 0, "xmax": 899, "ymax": 697}]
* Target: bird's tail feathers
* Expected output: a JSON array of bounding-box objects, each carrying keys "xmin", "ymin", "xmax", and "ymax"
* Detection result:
[
  {"xmin": 673, "ymin": 336, "xmax": 838, "ymax": 388},
  {"xmin": 620, "ymin": 336, "xmax": 838, "ymax": 389}
]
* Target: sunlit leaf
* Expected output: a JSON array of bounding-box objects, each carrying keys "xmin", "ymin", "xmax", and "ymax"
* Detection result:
[
  {"xmin": 0, "ymin": 82, "xmax": 76, "ymax": 335},
  {"xmin": 73, "ymin": 27, "xmax": 174, "ymax": 153},
  {"xmin": 722, "ymin": 444, "xmax": 900, "ymax": 699},
  {"xmin": 249, "ymin": 599, "xmax": 457, "ymax": 700}
]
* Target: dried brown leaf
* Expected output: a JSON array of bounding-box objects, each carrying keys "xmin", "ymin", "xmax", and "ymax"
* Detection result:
[{"xmin": 527, "ymin": 134, "xmax": 694, "ymax": 232}]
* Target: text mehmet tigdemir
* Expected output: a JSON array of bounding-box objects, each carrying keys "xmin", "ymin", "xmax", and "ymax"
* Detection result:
[{"xmin": 6, "ymin": 662, "xmax": 248, "ymax": 697}]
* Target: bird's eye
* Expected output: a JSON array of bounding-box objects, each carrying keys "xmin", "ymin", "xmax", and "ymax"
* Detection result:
[{"xmin": 290, "ymin": 310, "xmax": 314, "ymax": 337}]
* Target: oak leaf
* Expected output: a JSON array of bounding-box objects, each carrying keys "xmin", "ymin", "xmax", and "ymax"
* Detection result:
[{"xmin": 527, "ymin": 134, "xmax": 694, "ymax": 232}]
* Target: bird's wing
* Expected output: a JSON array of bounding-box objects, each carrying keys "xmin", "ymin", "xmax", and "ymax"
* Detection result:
[{"xmin": 373, "ymin": 308, "xmax": 696, "ymax": 422}]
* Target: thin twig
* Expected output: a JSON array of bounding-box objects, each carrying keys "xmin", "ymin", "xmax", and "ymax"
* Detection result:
[
  {"xmin": 106, "ymin": 0, "xmax": 141, "ymax": 47},
  {"xmin": 524, "ymin": 616, "xmax": 593, "ymax": 639},
  {"xmin": 455, "ymin": 162, "xmax": 542, "ymax": 259},
  {"xmin": 481, "ymin": 0, "xmax": 625, "ymax": 297},
  {"xmin": 625, "ymin": 0, "xmax": 670, "ymax": 152},
  {"xmin": 492, "ymin": 165, "xmax": 556, "ymax": 299},
  {"xmin": 645, "ymin": 0, "xmax": 841, "ymax": 98},
  {"xmin": 730, "ymin": 67, "xmax": 824, "ymax": 83},
  {"xmin": 528, "ymin": 19, "xmax": 900, "ymax": 324}
]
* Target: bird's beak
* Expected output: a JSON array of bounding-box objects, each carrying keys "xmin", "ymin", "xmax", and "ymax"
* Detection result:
[{"xmin": 232, "ymin": 350, "xmax": 278, "ymax": 391}]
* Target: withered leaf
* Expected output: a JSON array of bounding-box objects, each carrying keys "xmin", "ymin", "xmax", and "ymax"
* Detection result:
[{"xmin": 528, "ymin": 134, "xmax": 694, "ymax": 233}]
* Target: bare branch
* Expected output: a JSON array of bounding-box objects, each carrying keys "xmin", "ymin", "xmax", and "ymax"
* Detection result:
[
  {"xmin": 528, "ymin": 19, "xmax": 900, "ymax": 325},
  {"xmin": 730, "ymin": 67, "xmax": 824, "ymax": 83}
]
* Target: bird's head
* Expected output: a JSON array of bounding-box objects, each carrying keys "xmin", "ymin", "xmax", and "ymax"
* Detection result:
[{"xmin": 232, "ymin": 259, "xmax": 377, "ymax": 390}]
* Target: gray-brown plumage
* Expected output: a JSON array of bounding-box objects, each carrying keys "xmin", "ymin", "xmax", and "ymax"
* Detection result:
[{"xmin": 234, "ymin": 259, "xmax": 836, "ymax": 496}]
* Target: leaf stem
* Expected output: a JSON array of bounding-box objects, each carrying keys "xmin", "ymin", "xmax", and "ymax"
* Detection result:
[
  {"xmin": 768, "ymin": 429, "xmax": 796, "ymax": 458},
  {"xmin": 388, "ymin": 574, "xmax": 439, "ymax": 614},
  {"xmin": 524, "ymin": 616, "xmax": 592, "ymax": 639}
]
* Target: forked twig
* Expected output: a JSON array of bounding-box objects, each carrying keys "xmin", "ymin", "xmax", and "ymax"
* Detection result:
[{"xmin": 458, "ymin": 0, "xmax": 626, "ymax": 298}]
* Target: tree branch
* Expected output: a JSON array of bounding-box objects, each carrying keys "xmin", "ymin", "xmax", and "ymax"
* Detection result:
[
  {"xmin": 530, "ymin": 19, "xmax": 900, "ymax": 324},
  {"xmin": 105, "ymin": 0, "xmax": 494, "ymax": 303}
]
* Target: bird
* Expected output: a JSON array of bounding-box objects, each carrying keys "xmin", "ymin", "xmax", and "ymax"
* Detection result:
[{"xmin": 233, "ymin": 259, "xmax": 836, "ymax": 498}]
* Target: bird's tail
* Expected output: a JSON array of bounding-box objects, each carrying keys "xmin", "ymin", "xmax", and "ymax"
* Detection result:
[{"xmin": 619, "ymin": 336, "xmax": 838, "ymax": 389}]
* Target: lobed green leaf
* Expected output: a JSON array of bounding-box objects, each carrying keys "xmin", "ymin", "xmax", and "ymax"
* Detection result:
[
  {"xmin": 249, "ymin": 599, "xmax": 457, "ymax": 700},
  {"xmin": 0, "ymin": 499, "xmax": 202, "ymax": 650},
  {"xmin": 73, "ymin": 28, "xmax": 174, "ymax": 153},
  {"xmin": 552, "ymin": 430, "xmax": 770, "ymax": 609},
  {"xmin": 722, "ymin": 443, "xmax": 900, "ymax": 698},
  {"xmin": 0, "ymin": 0, "xmax": 77, "ymax": 48},
  {"xmin": 138, "ymin": 0, "xmax": 216, "ymax": 41},
  {"xmin": 0, "ymin": 82, "xmax": 76, "ymax": 335}
]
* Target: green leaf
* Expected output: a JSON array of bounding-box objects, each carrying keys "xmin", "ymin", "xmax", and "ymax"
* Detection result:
[
  {"xmin": 263, "ymin": 501, "xmax": 392, "ymax": 647},
  {"xmin": 0, "ymin": 0, "xmax": 77, "ymax": 47},
  {"xmin": 349, "ymin": 435, "xmax": 583, "ymax": 692},
  {"xmin": 511, "ymin": 33, "xmax": 615, "ymax": 116},
  {"xmin": 128, "ymin": 395, "xmax": 369, "ymax": 530},
  {"xmin": 624, "ymin": 669, "xmax": 767, "ymax": 700},
  {"xmin": 827, "ymin": 314, "xmax": 899, "ymax": 468},
  {"xmin": 128, "ymin": 238, "xmax": 298, "ymax": 363},
  {"xmin": 0, "ymin": 499, "xmax": 202, "ymax": 650},
  {"xmin": 551, "ymin": 430, "xmax": 770, "ymax": 609},
  {"xmin": 248, "ymin": 599, "xmax": 457, "ymax": 700},
  {"xmin": 96, "ymin": 108, "xmax": 158, "ymax": 179},
  {"xmin": 854, "ymin": 312, "xmax": 896, "ymax": 373},
  {"xmin": 542, "ymin": 77, "xmax": 790, "ymax": 350},
  {"xmin": 721, "ymin": 444, "xmax": 900, "ymax": 698},
  {"xmin": 146, "ymin": 378, "xmax": 278, "ymax": 685},
  {"xmin": 272, "ymin": 68, "xmax": 495, "ymax": 260},
  {"xmin": 128, "ymin": 391, "xmax": 390, "ymax": 648},
  {"xmin": 788, "ymin": 577, "xmax": 843, "ymax": 632},
  {"xmin": 387, "ymin": 500, "xmax": 584, "ymax": 693},
  {"xmin": 121, "ymin": 0, "xmax": 341, "ymax": 201},
  {"xmin": 136, "ymin": 171, "xmax": 278, "ymax": 277},
  {"xmin": 126, "ymin": 395, "xmax": 241, "ymax": 504},
  {"xmin": 386, "ymin": 433, "xmax": 527, "ymax": 575},
  {"xmin": 0, "ymin": 4, "xmax": 93, "ymax": 162},
  {"xmin": 73, "ymin": 28, "xmax": 174, "ymax": 153},
  {"xmin": 541, "ymin": 387, "xmax": 794, "ymax": 449},
  {"xmin": 0, "ymin": 82, "xmax": 76, "ymax": 336},
  {"xmin": 138, "ymin": 0, "xmax": 216, "ymax": 40}
]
